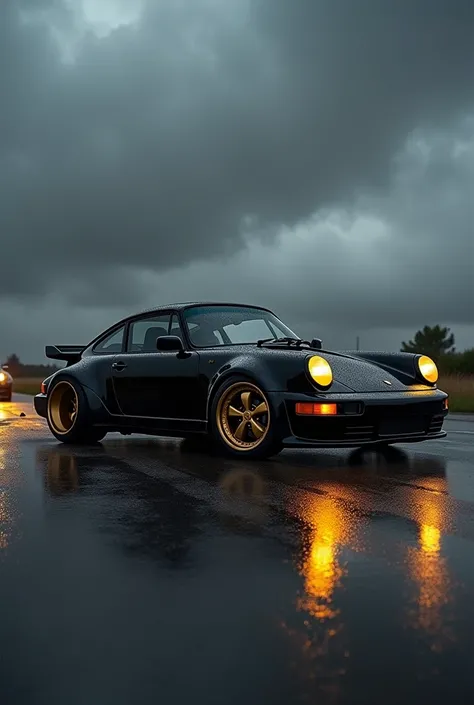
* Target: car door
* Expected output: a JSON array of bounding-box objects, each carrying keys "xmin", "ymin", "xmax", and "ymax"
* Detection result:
[{"xmin": 111, "ymin": 312, "xmax": 201, "ymax": 422}]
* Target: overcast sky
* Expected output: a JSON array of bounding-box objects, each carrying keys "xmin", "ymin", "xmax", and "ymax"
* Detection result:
[{"xmin": 1, "ymin": 0, "xmax": 473, "ymax": 363}]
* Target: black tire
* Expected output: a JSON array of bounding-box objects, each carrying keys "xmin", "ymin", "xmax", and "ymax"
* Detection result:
[
  {"xmin": 209, "ymin": 375, "xmax": 282, "ymax": 459},
  {"xmin": 46, "ymin": 376, "xmax": 106, "ymax": 445}
]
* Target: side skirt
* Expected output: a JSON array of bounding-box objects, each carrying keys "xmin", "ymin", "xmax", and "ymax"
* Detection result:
[{"xmin": 97, "ymin": 416, "xmax": 208, "ymax": 436}]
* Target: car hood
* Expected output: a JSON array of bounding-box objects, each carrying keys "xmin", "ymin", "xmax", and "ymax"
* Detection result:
[
  {"xmin": 251, "ymin": 346, "xmax": 411, "ymax": 392},
  {"xmin": 320, "ymin": 352, "xmax": 409, "ymax": 392}
]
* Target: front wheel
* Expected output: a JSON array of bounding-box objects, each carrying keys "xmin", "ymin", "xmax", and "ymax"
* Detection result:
[
  {"xmin": 46, "ymin": 377, "xmax": 106, "ymax": 445},
  {"xmin": 210, "ymin": 377, "xmax": 282, "ymax": 459}
]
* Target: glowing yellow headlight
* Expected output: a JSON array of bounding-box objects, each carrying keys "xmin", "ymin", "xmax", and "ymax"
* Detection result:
[
  {"xmin": 418, "ymin": 355, "xmax": 438, "ymax": 384},
  {"xmin": 0, "ymin": 372, "xmax": 5, "ymax": 383},
  {"xmin": 308, "ymin": 355, "xmax": 333, "ymax": 388}
]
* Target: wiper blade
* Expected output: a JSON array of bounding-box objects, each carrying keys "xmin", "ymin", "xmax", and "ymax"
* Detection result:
[{"xmin": 257, "ymin": 337, "xmax": 307, "ymax": 347}]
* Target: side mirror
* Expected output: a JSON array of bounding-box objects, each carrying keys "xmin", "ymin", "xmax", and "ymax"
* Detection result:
[
  {"xmin": 311, "ymin": 338, "xmax": 322, "ymax": 349},
  {"xmin": 156, "ymin": 335, "xmax": 184, "ymax": 352}
]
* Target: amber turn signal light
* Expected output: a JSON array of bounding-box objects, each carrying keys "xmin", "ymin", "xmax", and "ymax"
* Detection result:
[
  {"xmin": 295, "ymin": 402, "xmax": 338, "ymax": 416},
  {"xmin": 41, "ymin": 382, "xmax": 47, "ymax": 394},
  {"xmin": 443, "ymin": 397, "xmax": 448, "ymax": 410}
]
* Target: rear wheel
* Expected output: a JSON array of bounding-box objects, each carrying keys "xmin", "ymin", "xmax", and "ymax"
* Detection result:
[
  {"xmin": 210, "ymin": 377, "xmax": 282, "ymax": 459},
  {"xmin": 47, "ymin": 378, "xmax": 106, "ymax": 444}
]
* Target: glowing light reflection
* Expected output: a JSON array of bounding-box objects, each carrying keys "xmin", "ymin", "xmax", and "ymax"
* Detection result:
[
  {"xmin": 281, "ymin": 490, "xmax": 358, "ymax": 696},
  {"xmin": 297, "ymin": 518, "xmax": 345, "ymax": 622},
  {"xmin": 293, "ymin": 493, "xmax": 353, "ymax": 624},
  {"xmin": 0, "ymin": 401, "xmax": 41, "ymax": 430},
  {"xmin": 420, "ymin": 524, "xmax": 441, "ymax": 555},
  {"xmin": 406, "ymin": 490, "xmax": 455, "ymax": 651}
]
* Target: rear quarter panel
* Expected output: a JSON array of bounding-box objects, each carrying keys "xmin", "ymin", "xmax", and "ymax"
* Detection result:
[{"xmin": 49, "ymin": 355, "xmax": 121, "ymax": 416}]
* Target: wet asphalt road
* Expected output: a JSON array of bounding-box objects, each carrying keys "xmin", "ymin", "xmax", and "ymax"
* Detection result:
[{"xmin": 0, "ymin": 395, "xmax": 473, "ymax": 704}]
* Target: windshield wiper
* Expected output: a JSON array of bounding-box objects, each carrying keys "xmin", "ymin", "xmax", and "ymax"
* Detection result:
[{"xmin": 257, "ymin": 337, "xmax": 309, "ymax": 348}]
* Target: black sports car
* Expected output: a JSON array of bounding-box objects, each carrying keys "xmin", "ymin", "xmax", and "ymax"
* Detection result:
[
  {"xmin": 0, "ymin": 365, "xmax": 13, "ymax": 401},
  {"xmin": 34, "ymin": 302, "xmax": 448, "ymax": 458}
]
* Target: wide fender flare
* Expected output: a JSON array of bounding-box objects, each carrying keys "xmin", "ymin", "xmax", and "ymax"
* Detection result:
[
  {"xmin": 206, "ymin": 356, "xmax": 281, "ymax": 418},
  {"xmin": 47, "ymin": 372, "xmax": 111, "ymax": 423}
]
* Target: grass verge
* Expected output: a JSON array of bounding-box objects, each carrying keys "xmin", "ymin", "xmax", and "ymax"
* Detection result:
[
  {"xmin": 12, "ymin": 375, "xmax": 474, "ymax": 412},
  {"xmin": 13, "ymin": 378, "xmax": 43, "ymax": 396},
  {"xmin": 438, "ymin": 375, "xmax": 474, "ymax": 413}
]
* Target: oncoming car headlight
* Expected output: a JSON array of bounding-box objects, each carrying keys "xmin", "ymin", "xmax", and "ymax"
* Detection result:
[
  {"xmin": 0, "ymin": 372, "xmax": 6, "ymax": 383},
  {"xmin": 417, "ymin": 355, "xmax": 438, "ymax": 384},
  {"xmin": 308, "ymin": 355, "xmax": 333, "ymax": 388}
]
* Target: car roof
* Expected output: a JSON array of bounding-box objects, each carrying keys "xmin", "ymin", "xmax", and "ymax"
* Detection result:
[
  {"xmin": 109, "ymin": 301, "xmax": 275, "ymax": 329},
  {"xmin": 140, "ymin": 301, "xmax": 272, "ymax": 312},
  {"xmin": 87, "ymin": 301, "xmax": 279, "ymax": 349}
]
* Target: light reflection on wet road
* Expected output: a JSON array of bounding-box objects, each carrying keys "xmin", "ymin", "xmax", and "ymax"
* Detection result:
[{"xmin": 0, "ymin": 395, "xmax": 473, "ymax": 704}]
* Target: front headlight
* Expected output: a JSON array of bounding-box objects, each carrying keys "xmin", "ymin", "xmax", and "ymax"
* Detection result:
[
  {"xmin": 0, "ymin": 372, "xmax": 6, "ymax": 383},
  {"xmin": 417, "ymin": 355, "xmax": 438, "ymax": 384},
  {"xmin": 308, "ymin": 355, "xmax": 333, "ymax": 388}
]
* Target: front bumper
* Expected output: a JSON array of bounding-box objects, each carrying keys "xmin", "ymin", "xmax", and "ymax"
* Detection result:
[
  {"xmin": 269, "ymin": 388, "xmax": 449, "ymax": 448},
  {"xmin": 34, "ymin": 393, "xmax": 48, "ymax": 418}
]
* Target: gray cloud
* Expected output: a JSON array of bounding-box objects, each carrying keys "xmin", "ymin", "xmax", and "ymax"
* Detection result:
[
  {"xmin": 0, "ymin": 0, "xmax": 473, "ymax": 361},
  {"xmin": 1, "ymin": 1, "xmax": 473, "ymax": 282}
]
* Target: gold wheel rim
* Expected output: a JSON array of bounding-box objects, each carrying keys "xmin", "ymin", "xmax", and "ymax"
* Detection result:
[
  {"xmin": 47, "ymin": 381, "xmax": 78, "ymax": 435},
  {"xmin": 216, "ymin": 382, "xmax": 270, "ymax": 451}
]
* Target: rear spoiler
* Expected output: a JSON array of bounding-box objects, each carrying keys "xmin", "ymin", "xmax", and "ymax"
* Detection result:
[{"xmin": 45, "ymin": 345, "xmax": 86, "ymax": 364}]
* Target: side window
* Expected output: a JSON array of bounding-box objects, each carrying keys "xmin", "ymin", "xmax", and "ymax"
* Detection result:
[
  {"xmin": 127, "ymin": 315, "xmax": 171, "ymax": 353},
  {"xmin": 169, "ymin": 314, "xmax": 185, "ymax": 344},
  {"xmin": 187, "ymin": 321, "xmax": 224, "ymax": 346},
  {"xmin": 93, "ymin": 326, "xmax": 125, "ymax": 354}
]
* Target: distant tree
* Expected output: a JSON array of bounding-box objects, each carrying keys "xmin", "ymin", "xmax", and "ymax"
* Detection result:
[
  {"xmin": 5, "ymin": 353, "xmax": 22, "ymax": 375},
  {"xmin": 1, "ymin": 354, "xmax": 59, "ymax": 378},
  {"xmin": 439, "ymin": 348, "xmax": 474, "ymax": 375},
  {"xmin": 6, "ymin": 353, "xmax": 20, "ymax": 365},
  {"xmin": 401, "ymin": 325, "xmax": 455, "ymax": 360}
]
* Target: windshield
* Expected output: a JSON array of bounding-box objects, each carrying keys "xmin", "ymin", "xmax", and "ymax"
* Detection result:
[{"xmin": 183, "ymin": 305, "xmax": 299, "ymax": 347}]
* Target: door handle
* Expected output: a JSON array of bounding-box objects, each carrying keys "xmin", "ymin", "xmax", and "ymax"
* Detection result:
[{"xmin": 112, "ymin": 361, "xmax": 127, "ymax": 371}]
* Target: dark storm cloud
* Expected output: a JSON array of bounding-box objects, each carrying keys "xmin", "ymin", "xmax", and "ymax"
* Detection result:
[{"xmin": 0, "ymin": 0, "xmax": 473, "ymax": 310}]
